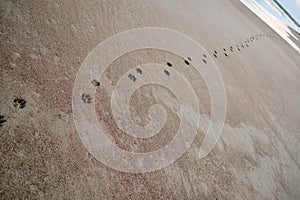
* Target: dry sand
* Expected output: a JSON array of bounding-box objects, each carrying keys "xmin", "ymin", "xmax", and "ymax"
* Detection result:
[{"xmin": 1, "ymin": 0, "xmax": 300, "ymax": 199}]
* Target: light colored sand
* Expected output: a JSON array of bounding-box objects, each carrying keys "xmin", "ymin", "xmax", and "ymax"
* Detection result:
[{"xmin": 1, "ymin": 0, "xmax": 300, "ymax": 199}]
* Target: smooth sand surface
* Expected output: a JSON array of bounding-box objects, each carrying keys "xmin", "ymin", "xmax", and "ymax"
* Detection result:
[{"xmin": 1, "ymin": 0, "xmax": 300, "ymax": 199}]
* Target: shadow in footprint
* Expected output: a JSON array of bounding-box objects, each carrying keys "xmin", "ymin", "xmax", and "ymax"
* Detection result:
[
  {"xmin": 164, "ymin": 69, "xmax": 170, "ymax": 76},
  {"xmin": 0, "ymin": 116, "xmax": 6, "ymax": 127},
  {"xmin": 136, "ymin": 68, "xmax": 142, "ymax": 74},
  {"xmin": 184, "ymin": 60, "xmax": 190, "ymax": 65},
  {"xmin": 128, "ymin": 74, "xmax": 136, "ymax": 82},
  {"xmin": 13, "ymin": 98, "xmax": 26, "ymax": 109},
  {"xmin": 81, "ymin": 94, "xmax": 92, "ymax": 104},
  {"xmin": 91, "ymin": 79, "xmax": 100, "ymax": 86},
  {"xmin": 167, "ymin": 62, "xmax": 173, "ymax": 67}
]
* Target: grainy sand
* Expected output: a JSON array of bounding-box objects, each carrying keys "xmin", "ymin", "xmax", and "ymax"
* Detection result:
[{"xmin": 1, "ymin": 0, "xmax": 300, "ymax": 199}]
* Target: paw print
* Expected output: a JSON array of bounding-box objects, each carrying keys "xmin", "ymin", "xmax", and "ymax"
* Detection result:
[
  {"xmin": 202, "ymin": 54, "xmax": 207, "ymax": 63},
  {"xmin": 184, "ymin": 60, "xmax": 190, "ymax": 65},
  {"xmin": 91, "ymin": 79, "xmax": 100, "ymax": 86},
  {"xmin": 13, "ymin": 98, "xmax": 27, "ymax": 109},
  {"xmin": 0, "ymin": 115, "xmax": 6, "ymax": 127},
  {"xmin": 128, "ymin": 74, "xmax": 136, "ymax": 82},
  {"xmin": 81, "ymin": 93, "xmax": 92, "ymax": 104},
  {"xmin": 136, "ymin": 68, "xmax": 142, "ymax": 74},
  {"xmin": 213, "ymin": 50, "xmax": 218, "ymax": 58},
  {"xmin": 164, "ymin": 69, "xmax": 170, "ymax": 76}
]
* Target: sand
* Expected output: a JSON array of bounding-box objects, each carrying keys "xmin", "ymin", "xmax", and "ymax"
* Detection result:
[{"xmin": 1, "ymin": 0, "xmax": 300, "ymax": 199}]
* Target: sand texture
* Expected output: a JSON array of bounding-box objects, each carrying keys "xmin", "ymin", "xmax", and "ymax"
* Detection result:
[{"xmin": 1, "ymin": 0, "xmax": 300, "ymax": 199}]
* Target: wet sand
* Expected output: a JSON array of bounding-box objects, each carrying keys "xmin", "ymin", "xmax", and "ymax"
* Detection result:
[{"xmin": 1, "ymin": 0, "xmax": 300, "ymax": 199}]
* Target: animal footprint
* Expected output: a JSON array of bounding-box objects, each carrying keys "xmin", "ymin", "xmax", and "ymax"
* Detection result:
[
  {"xmin": 13, "ymin": 98, "xmax": 26, "ymax": 109},
  {"xmin": 136, "ymin": 68, "xmax": 142, "ymax": 74},
  {"xmin": 81, "ymin": 93, "xmax": 92, "ymax": 104},
  {"xmin": 128, "ymin": 74, "xmax": 136, "ymax": 82},
  {"xmin": 213, "ymin": 50, "xmax": 218, "ymax": 58},
  {"xmin": 164, "ymin": 69, "xmax": 170, "ymax": 76},
  {"xmin": 91, "ymin": 79, "xmax": 100, "ymax": 86},
  {"xmin": 0, "ymin": 115, "xmax": 6, "ymax": 127},
  {"xmin": 167, "ymin": 62, "xmax": 173, "ymax": 67}
]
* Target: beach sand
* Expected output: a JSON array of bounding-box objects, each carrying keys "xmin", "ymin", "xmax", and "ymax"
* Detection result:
[{"xmin": 1, "ymin": 0, "xmax": 300, "ymax": 199}]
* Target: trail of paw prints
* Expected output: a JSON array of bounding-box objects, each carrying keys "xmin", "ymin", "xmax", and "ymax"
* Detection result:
[
  {"xmin": 125, "ymin": 58, "xmax": 201, "ymax": 82},
  {"xmin": 80, "ymin": 79, "xmax": 101, "ymax": 104},
  {"xmin": 168, "ymin": 54, "xmax": 209, "ymax": 78},
  {"xmin": 79, "ymin": 52, "xmax": 211, "ymax": 109},
  {"xmin": 211, "ymin": 33, "xmax": 277, "ymax": 59},
  {"xmin": 183, "ymin": 54, "xmax": 208, "ymax": 66},
  {"xmin": 166, "ymin": 54, "xmax": 208, "ymax": 77},
  {"xmin": 0, "ymin": 115, "xmax": 7, "ymax": 127},
  {"xmin": 2, "ymin": 98, "xmax": 27, "ymax": 127}
]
